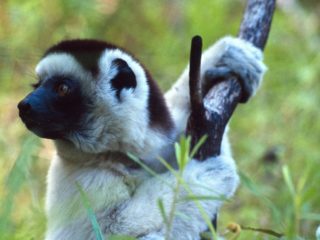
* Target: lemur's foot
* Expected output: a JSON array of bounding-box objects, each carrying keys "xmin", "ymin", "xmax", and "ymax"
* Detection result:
[{"xmin": 201, "ymin": 36, "xmax": 267, "ymax": 102}]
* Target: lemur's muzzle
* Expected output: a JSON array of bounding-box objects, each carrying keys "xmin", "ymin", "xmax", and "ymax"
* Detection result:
[
  {"xmin": 17, "ymin": 91, "xmax": 64, "ymax": 139},
  {"xmin": 18, "ymin": 97, "xmax": 35, "ymax": 128},
  {"xmin": 17, "ymin": 99, "xmax": 32, "ymax": 115}
]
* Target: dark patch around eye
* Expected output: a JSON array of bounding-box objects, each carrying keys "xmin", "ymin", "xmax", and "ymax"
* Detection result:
[{"xmin": 111, "ymin": 59, "xmax": 137, "ymax": 100}]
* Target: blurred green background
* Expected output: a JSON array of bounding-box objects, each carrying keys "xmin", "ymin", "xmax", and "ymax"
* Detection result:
[{"xmin": 0, "ymin": 0, "xmax": 319, "ymax": 239}]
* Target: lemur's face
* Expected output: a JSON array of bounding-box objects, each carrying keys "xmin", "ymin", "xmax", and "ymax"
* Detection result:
[
  {"xmin": 18, "ymin": 72, "xmax": 88, "ymax": 139},
  {"xmin": 18, "ymin": 40, "xmax": 173, "ymax": 154}
]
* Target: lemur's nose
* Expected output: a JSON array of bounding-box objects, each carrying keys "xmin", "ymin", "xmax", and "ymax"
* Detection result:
[{"xmin": 18, "ymin": 100, "xmax": 32, "ymax": 114}]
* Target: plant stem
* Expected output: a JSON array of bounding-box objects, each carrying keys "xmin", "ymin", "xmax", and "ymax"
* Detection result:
[{"xmin": 165, "ymin": 171, "xmax": 183, "ymax": 240}]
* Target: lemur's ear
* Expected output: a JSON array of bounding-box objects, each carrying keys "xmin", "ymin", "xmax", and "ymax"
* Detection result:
[{"xmin": 111, "ymin": 58, "xmax": 137, "ymax": 100}]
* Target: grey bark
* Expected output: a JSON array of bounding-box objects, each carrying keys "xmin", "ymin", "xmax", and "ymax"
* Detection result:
[
  {"xmin": 186, "ymin": 0, "xmax": 276, "ymax": 236},
  {"xmin": 187, "ymin": 0, "xmax": 276, "ymax": 159}
]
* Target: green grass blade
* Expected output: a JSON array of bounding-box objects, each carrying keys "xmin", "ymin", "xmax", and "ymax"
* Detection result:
[
  {"xmin": 157, "ymin": 156, "xmax": 177, "ymax": 175},
  {"xmin": 190, "ymin": 135, "xmax": 207, "ymax": 159},
  {"xmin": 282, "ymin": 165, "xmax": 296, "ymax": 198},
  {"xmin": 0, "ymin": 135, "xmax": 40, "ymax": 233},
  {"xmin": 175, "ymin": 136, "xmax": 192, "ymax": 170},
  {"xmin": 157, "ymin": 198, "xmax": 169, "ymax": 228},
  {"xmin": 76, "ymin": 182, "xmax": 104, "ymax": 240},
  {"xmin": 127, "ymin": 153, "xmax": 173, "ymax": 188},
  {"xmin": 239, "ymin": 171, "xmax": 281, "ymax": 223},
  {"xmin": 127, "ymin": 152, "xmax": 161, "ymax": 177},
  {"xmin": 174, "ymin": 141, "xmax": 182, "ymax": 168},
  {"xmin": 181, "ymin": 194, "xmax": 226, "ymax": 202},
  {"xmin": 5, "ymin": 135, "xmax": 40, "ymax": 194}
]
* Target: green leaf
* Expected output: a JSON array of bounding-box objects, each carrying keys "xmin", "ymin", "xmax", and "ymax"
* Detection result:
[
  {"xmin": 127, "ymin": 153, "xmax": 173, "ymax": 188},
  {"xmin": 175, "ymin": 135, "xmax": 192, "ymax": 170},
  {"xmin": 174, "ymin": 141, "xmax": 182, "ymax": 168},
  {"xmin": 5, "ymin": 135, "xmax": 40, "ymax": 194},
  {"xmin": 239, "ymin": 171, "xmax": 280, "ymax": 222},
  {"xmin": 0, "ymin": 135, "xmax": 40, "ymax": 232},
  {"xmin": 181, "ymin": 194, "xmax": 226, "ymax": 202},
  {"xmin": 127, "ymin": 153, "xmax": 159, "ymax": 177},
  {"xmin": 76, "ymin": 182, "xmax": 104, "ymax": 240},
  {"xmin": 157, "ymin": 198, "xmax": 169, "ymax": 228},
  {"xmin": 239, "ymin": 171, "xmax": 261, "ymax": 196},
  {"xmin": 282, "ymin": 165, "xmax": 296, "ymax": 198},
  {"xmin": 157, "ymin": 156, "xmax": 177, "ymax": 174},
  {"xmin": 190, "ymin": 135, "xmax": 207, "ymax": 159}
]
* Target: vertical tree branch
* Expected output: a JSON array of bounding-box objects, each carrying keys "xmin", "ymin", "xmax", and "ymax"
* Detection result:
[
  {"xmin": 187, "ymin": 0, "xmax": 276, "ymax": 159},
  {"xmin": 186, "ymin": 0, "xmax": 276, "ymax": 235},
  {"xmin": 239, "ymin": 0, "xmax": 276, "ymax": 49}
]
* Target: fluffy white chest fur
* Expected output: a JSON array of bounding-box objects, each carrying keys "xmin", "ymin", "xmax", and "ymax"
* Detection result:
[
  {"xmin": 45, "ymin": 153, "xmax": 144, "ymax": 240},
  {"xmin": 45, "ymin": 144, "xmax": 238, "ymax": 240}
]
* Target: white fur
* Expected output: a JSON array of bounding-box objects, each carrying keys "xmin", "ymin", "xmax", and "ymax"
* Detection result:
[
  {"xmin": 36, "ymin": 53, "xmax": 94, "ymax": 96},
  {"xmin": 42, "ymin": 36, "xmax": 266, "ymax": 240},
  {"xmin": 93, "ymin": 48, "xmax": 174, "ymax": 160},
  {"xmin": 45, "ymin": 151, "xmax": 238, "ymax": 240},
  {"xmin": 316, "ymin": 225, "xmax": 320, "ymax": 240}
]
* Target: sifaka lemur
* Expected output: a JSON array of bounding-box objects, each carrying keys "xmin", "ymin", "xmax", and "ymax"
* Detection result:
[{"xmin": 18, "ymin": 36, "xmax": 266, "ymax": 240}]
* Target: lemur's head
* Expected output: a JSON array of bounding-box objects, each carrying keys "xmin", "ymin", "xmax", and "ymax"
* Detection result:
[{"xmin": 18, "ymin": 40, "xmax": 174, "ymax": 156}]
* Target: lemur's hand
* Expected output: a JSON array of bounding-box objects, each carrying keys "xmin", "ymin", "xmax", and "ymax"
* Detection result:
[{"xmin": 200, "ymin": 36, "xmax": 267, "ymax": 102}]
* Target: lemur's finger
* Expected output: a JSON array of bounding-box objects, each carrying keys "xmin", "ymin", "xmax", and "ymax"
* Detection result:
[
  {"xmin": 205, "ymin": 67, "xmax": 234, "ymax": 80},
  {"xmin": 203, "ymin": 67, "xmax": 236, "ymax": 96}
]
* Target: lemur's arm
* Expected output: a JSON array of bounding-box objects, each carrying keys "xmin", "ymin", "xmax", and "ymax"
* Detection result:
[
  {"xmin": 109, "ymin": 37, "xmax": 266, "ymax": 240},
  {"xmin": 139, "ymin": 37, "xmax": 266, "ymax": 239},
  {"xmin": 165, "ymin": 36, "xmax": 267, "ymax": 135}
]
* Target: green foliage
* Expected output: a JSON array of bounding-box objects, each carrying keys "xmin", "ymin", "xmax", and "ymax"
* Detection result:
[
  {"xmin": 0, "ymin": 135, "xmax": 43, "ymax": 239},
  {"xmin": 161, "ymin": 136, "xmax": 219, "ymax": 239},
  {"xmin": 76, "ymin": 182, "xmax": 104, "ymax": 240},
  {"xmin": 1, "ymin": 135, "xmax": 40, "ymax": 219},
  {"xmin": 0, "ymin": 0, "xmax": 319, "ymax": 239}
]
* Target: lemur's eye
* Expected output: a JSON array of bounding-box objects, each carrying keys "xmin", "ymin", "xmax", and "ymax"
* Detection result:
[{"xmin": 56, "ymin": 83, "xmax": 70, "ymax": 97}]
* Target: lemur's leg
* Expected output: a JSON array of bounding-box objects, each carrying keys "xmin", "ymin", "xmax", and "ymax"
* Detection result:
[{"xmin": 113, "ymin": 155, "xmax": 238, "ymax": 240}]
